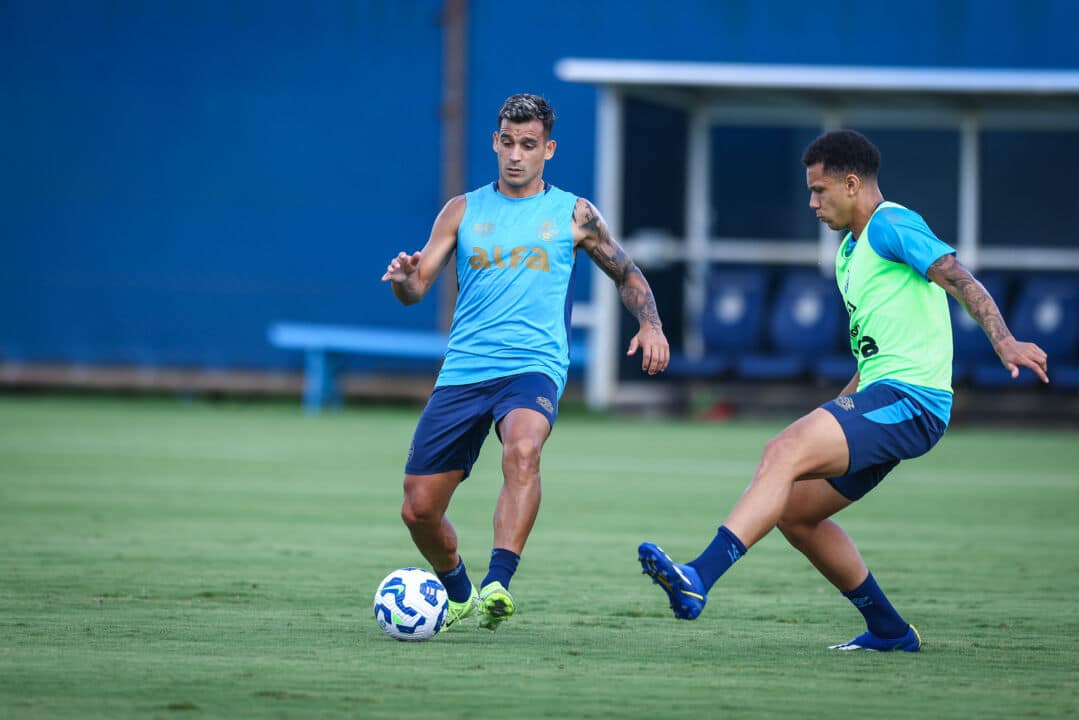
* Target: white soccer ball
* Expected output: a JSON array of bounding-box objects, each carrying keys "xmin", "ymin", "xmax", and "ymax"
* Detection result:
[{"xmin": 373, "ymin": 567, "xmax": 448, "ymax": 641}]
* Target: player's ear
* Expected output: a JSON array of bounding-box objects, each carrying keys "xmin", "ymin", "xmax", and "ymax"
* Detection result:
[
  {"xmin": 492, "ymin": 131, "xmax": 500, "ymax": 153},
  {"xmin": 845, "ymin": 173, "xmax": 861, "ymax": 196},
  {"xmin": 544, "ymin": 139, "xmax": 556, "ymax": 160}
]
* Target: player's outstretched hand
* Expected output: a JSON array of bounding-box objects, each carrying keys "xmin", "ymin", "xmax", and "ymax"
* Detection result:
[
  {"xmin": 627, "ymin": 324, "xmax": 669, "ymax": 375},
  {"xmin": 996, "ymin": 337, "xmax": 1050, "ymax": 383},
  {"xmin": 381, "ymin": 251, "xmax": 421, "ymax": 283}
]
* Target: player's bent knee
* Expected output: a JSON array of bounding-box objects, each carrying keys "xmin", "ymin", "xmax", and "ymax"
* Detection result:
[
  {"xmin": 760, "ymin": 421, "xmax": 838, "ymax": 480},
  {"xmin": 502, "ymin": 437, "xmax": 542, "ymax": 474},
  {"xmin": 400, "ymin": 496, "xmax": 440, "ymax": 528},
  {"xmin": 757, "ymin": 434, "xmax": 803, "ymax": 478}
]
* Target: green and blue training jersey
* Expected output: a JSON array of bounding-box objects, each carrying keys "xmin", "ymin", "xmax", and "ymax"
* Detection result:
[{"xmin": 836, "ymin": 201, "xmax": 957, "ymax": 423}]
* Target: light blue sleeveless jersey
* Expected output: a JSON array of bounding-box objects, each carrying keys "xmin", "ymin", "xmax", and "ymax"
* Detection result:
[{"xmin": 436, "ymin": 182, "xmax": 579, "ymax": 397}]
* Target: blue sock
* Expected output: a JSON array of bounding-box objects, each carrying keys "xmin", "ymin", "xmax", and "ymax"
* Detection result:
[
  {"xmin": 481, "ymin": 548, "xmax": 520, "ymax": 590},
  {"xmin": 687, "ymin": 525, "xmax": 747, "ymax": 591},
  {"xmin": 436, "ymin": 559, "xmax": 473, "ymax": 603},
  {"xmin": 843, "ymin": 572, "xmax": 909, "ymax": 639}
]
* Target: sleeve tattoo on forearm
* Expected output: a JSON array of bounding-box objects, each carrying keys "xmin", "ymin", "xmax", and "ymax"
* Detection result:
[
  {"xmin": 575, "ymin": 201, "xmax": 662, "ymax": 328},
  {"xmin": 929, "ymin": 255, "xmax": 1010, "ymax": 345}
]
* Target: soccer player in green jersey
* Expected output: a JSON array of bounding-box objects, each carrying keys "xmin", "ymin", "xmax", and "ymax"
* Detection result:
[{"xmin": 639, "ymin": 129, "xmax": 1049, "ymax": 651}]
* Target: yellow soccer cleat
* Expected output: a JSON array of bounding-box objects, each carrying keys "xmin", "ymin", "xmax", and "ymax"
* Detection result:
[
  {"xmin": 478, "ymin": 581, "xmax": 516, "ymax": 631},
  {"xmin": 442, "ymin": 584, "xmax": 480, "ymax": 631}
]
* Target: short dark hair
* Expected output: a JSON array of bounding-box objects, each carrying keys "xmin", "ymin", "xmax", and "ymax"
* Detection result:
[
  {"xmin": 802, "ymin": 129, "xmax": 880, "ymax": 178},
  {"xmin": 497, "ymin": 94, "xmax": 555, "ymax": 137}
]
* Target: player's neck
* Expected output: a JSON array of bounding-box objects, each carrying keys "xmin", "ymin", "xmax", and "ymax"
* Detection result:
[
  {"xmin": 849, "ymin": 190, "xmax": 886, "ymax": 239},
  {"xmin": 495, "ymin": 178, "xmax": 547, "ymax": 199}
]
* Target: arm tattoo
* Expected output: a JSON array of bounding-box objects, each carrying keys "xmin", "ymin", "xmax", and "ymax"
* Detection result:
[
  {"xmin": 575, "ymin": 200, "xmax": 662, "ymax": 329},
  {"xmin": 928, "ymin": 255, "xmax": 1011, "ymax": 346}
]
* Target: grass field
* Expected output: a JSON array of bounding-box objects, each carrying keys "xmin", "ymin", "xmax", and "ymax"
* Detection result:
[{"xmin": 1, "ymin": 394, "xmax": 1078, "ymax": 719}]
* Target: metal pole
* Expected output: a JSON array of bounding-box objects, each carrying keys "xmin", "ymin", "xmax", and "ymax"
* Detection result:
[
  {"xmin": 683, "ymin": 105, "xmax": 711, "ymax": 359},
  {"xmin": 438, "ymin": 0, "xmax": 466, "ymax": 330},
  {"xmin": 817, "ymin": 111, "xmax": 843, "ymax": 274},
  {"xmin": 587, "ymin": 86, "xmax": 623, "ymax": 411},
  {"xmin": 957, "ymin": 113, "xmax": 981, "ymax": 270}
]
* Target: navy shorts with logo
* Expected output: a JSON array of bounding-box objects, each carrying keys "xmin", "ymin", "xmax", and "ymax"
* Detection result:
[
  {"xmin": 405, "ymin": 372, "xmax": 559, "ymax": 479},
  {"xmin": 820, "ymin": 382, "xmax": 947, "ymax": 501}
]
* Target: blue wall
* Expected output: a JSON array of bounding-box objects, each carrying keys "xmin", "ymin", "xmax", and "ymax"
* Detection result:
[
  {"xmin": 463, "ymin": 0, "xmax": 1079, "ymax": 216},
  {"xmin": 3, "ymin": 0, "xmax": 1078, "ymax": 370},
  {"xmin": 2, "ymin": 0, "xmax": 445, "ymax": 368}
]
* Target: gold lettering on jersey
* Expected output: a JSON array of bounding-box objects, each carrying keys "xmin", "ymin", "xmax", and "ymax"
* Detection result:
[
  {"xmin": 525, "ymin": 248, "xmax": 549, "ymax": 271},
  {"xmin": 509, "ymin": 247, "xmax": 528, "ymax": 268},
  {"xmin": 469, "ymin": 248, "xmax": 490, "ymax": 269},
  {"xmin": 468, "ymin": 246, "xmax": 549, "ymax": 272}
]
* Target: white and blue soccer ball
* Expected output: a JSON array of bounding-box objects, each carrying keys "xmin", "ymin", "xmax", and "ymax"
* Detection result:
[{"xmin": 373, "ymin": 567, "xmax": 448, "ymax": 641}]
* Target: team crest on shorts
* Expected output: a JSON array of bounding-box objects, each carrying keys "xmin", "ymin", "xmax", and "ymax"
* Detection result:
[
  {"xmin": 836, "ymin": 395, "xmax": 855, "ymax": 411},
  {"xmin": 535, "ymin": 396, "xmax": 554, "ymax": 413}
]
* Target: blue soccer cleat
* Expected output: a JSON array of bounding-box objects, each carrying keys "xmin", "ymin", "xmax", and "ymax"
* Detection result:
[
  {"xmin": 638, "ymin": 542, "xmax": 707, "ymax": 620},
  {"xmin": 829, "ymin": 624, "xmax": 922, "ymax": 652}
]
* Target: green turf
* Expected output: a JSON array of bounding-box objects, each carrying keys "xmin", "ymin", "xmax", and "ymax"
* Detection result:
[{"xmin": 1, "ymin": 394, "xmax": 1077, "ymax": 719}]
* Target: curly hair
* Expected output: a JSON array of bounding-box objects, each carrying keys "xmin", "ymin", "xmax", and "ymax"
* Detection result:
[
  {"xmin": 802, "ymin": 130, "xmax": 880, "ymax": 178},
  {"xmin": 497, "ymin": 94, "xmax": 556, "ymax": 137}
]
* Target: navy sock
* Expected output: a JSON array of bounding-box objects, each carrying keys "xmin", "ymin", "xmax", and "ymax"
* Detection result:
[
  {"xmin": 481, "ymin": 548, "xmax": 520, "ymax": 590},
  {"xmin": 436, "ymin": 559, "xmax": 473, "ymax": 603},
  {"xmin": 842, "ymin": 571, "xmax": 909, "ymax": 639},
  {"xmin": 687, "ymin": 525, "xmax": 747, "ymax": 591}
]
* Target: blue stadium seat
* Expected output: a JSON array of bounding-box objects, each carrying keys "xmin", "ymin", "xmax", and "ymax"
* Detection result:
[
  {"xmin": 667, "ymin": 267, "xmax": 770, "ymax": 378},
  {"xmin": 970, "ymin": 274, "xmax": 1079, "ymax": 388},
  {"xmin": 1052, "ymin": 366, "xmax": 1079, "ymax": 389},
  {"xmin": 814, "ymin": 353, "xmax": 858, "ymax": 384},
  {"xmin": 736, "ymin": 269, "xmax": 845, "ymax": 381},
  {"xmin": 950, "ymin": 271, "xmax": 1011, "ymax": 384}
]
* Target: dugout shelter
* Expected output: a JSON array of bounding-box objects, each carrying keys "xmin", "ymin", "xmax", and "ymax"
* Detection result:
[{"xmin": 555, "ymin": 59, "xmax": 1079, "ymax": 410}]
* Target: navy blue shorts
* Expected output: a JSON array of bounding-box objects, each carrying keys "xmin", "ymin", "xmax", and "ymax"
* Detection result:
[
  {"xmin": 405, "ymin": 372, "xmax": 559, "ymax": 479},
  {"xmin": 820, "ymin": 383, "xmax": 947, "ymax": 501}
]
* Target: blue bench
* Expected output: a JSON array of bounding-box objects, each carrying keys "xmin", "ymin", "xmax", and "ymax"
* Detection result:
[{"xmin": 268, "ymin": 322, "xmax": 587, "ymax": 413}]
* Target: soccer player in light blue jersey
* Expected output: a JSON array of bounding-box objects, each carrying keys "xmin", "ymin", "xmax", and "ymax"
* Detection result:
[
  {"xmin": 639, "ymin": 130, "xmax": 1048, "ymax": 651},
  {"xmin": 382, "ymin": 94, "xmax": 669, "ymax": 631}
]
